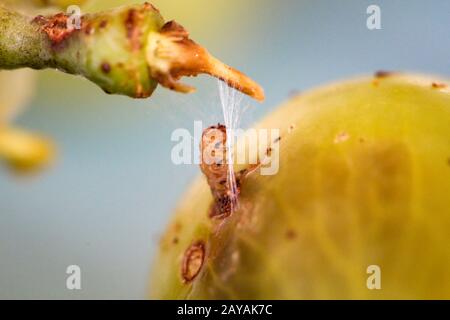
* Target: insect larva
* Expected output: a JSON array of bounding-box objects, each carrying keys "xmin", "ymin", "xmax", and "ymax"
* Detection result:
[
  {"xmin": 200, "ymin": 124, "xmax": 237, "ymax": 218},
  {"xmin": 200, "ymin": 123, "xmax": 271, "ymax": 219}
]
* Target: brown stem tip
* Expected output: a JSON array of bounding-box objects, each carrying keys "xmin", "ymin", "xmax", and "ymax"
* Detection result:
[{"xmin": 146, "ymin": 21, "xmax": 265, "ymax": 102}]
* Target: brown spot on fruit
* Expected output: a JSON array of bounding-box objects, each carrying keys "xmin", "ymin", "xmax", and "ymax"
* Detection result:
[
  {"xmin": 101, "ymin": 62, "xmax": 111, "ymax": 73},
  {"xmin": 99, "ymin": 20, "xmax": 108, "ymax": 29},
  {"xmin": 174, "ymin": 222, "xmax": 182, "ymax": 232},
  {"xmin": 374, "ymin": 70, "xmax": 393, "ymax": 78},
  {"xmin": 334, "ymin": 132, "xmax": 349, "ymax": 143},
  {"xmin": 181, "ymin": 242, "xmax": 205, "ymax": 283},
  {"xmin": 288, "ymin": 124, "xmax": 295, "ymax": 133},
  {"xmin": 286, "ymin": 229, "xmax": 297, "ymax": 240},
  {"xmin": 432, "ymin": 82, "xmax": 447, "ymax": 89}
]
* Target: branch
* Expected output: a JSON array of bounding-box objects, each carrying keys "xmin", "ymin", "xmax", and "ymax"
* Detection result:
[{"xmin": 0, "ymin": 2, "xmax": 264, "ymax": 101}]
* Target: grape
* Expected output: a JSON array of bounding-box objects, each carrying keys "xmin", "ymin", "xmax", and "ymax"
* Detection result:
[{"xmin": 151, "ymin": 73, "xmax": 450, "ymax": 299}]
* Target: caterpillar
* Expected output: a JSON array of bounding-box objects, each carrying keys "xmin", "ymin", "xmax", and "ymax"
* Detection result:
[
  {"xmin": 200, "ymin": 123, "xmax": 263, "ymax": 219},
  {"xmin": 200, "ymin": 124, "xmax": 237, "ymax": 218}
]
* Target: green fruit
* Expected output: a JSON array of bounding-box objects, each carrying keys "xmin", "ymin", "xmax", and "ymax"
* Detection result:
[{"xmin": 151, "ymin": 73, "xmax": 450, "ymax": 299}]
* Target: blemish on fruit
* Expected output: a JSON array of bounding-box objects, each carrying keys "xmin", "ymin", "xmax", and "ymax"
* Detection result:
[
  {"xmin": 334, "ymin": 132, "xmax": 349, "ymax": 143},
  {"xmin": 181, "ymin": 242, "xmax": 205, "ymax": 283},
  {"xmin": 431, "ymin": 82, "xmax": 447, "ymax": 89},
  {"xmin": 374, "ymin": 70, "xmax": 393, "ymax": 78},
  {"xmin": 274, "ymin": 136, "xmax": 281, "ymax": 143},
  {"xmin": 372, "ymin": 71, "xmax": 394, "ymax": 87},
  {"xmin": 101, "ymin": 62, "xmax": 111, "ymax": 73},
  {"xmin": 286, "ymin": 229, "xmax": 297, "ymax": 240},
  {"xmin": 288, "ymin": 124, "xmax": 295, "ymax": 133},
  {"xmin": 99, "ymin": 20, "xmax": 108, "ymax": 29},
  {"xmin": 174, "ymin": 222, "xmax": 182, "ymax": 232}
]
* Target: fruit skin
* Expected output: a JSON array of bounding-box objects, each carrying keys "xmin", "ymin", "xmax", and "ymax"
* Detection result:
[{"xmin": 151, "ymin": 73, "xmax": 450, "ymax": 299}]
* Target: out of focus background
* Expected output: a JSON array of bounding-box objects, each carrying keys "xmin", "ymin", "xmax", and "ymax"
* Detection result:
[{"xmin": 0, "ymin": 0, "xmax": 449, "ymax": 299}]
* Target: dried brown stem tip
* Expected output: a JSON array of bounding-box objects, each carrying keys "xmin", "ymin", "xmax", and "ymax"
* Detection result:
[{"xmin": 146, "ymin": 21, "xmax": 265, "ymax": 102}]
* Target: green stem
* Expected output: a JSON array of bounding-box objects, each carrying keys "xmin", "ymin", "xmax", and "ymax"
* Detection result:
[
  {"xmin": 0, "ymin": 6, "xmax": 52, "ymax": 69},
  {"xmin": 0, "ymin": 3, "xmax": 264, "ymax": 101}
]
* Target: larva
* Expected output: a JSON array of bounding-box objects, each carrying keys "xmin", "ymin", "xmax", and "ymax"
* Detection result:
[
  {"xmin": 200, "ymin": 124, "xmax": 237, "ymax": 218},
  {"xmin": 200, "ymin": 123, "xmax": 265, "ymax": 219}
]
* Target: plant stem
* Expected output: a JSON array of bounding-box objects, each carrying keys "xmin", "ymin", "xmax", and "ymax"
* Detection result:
[
  {"xmin": 0, "ymin": 3, "xmax": 264, "ymax": 101},
  {"xmin": 0, "ymin": 6, "xmax": 52, "ymax": 69}
]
